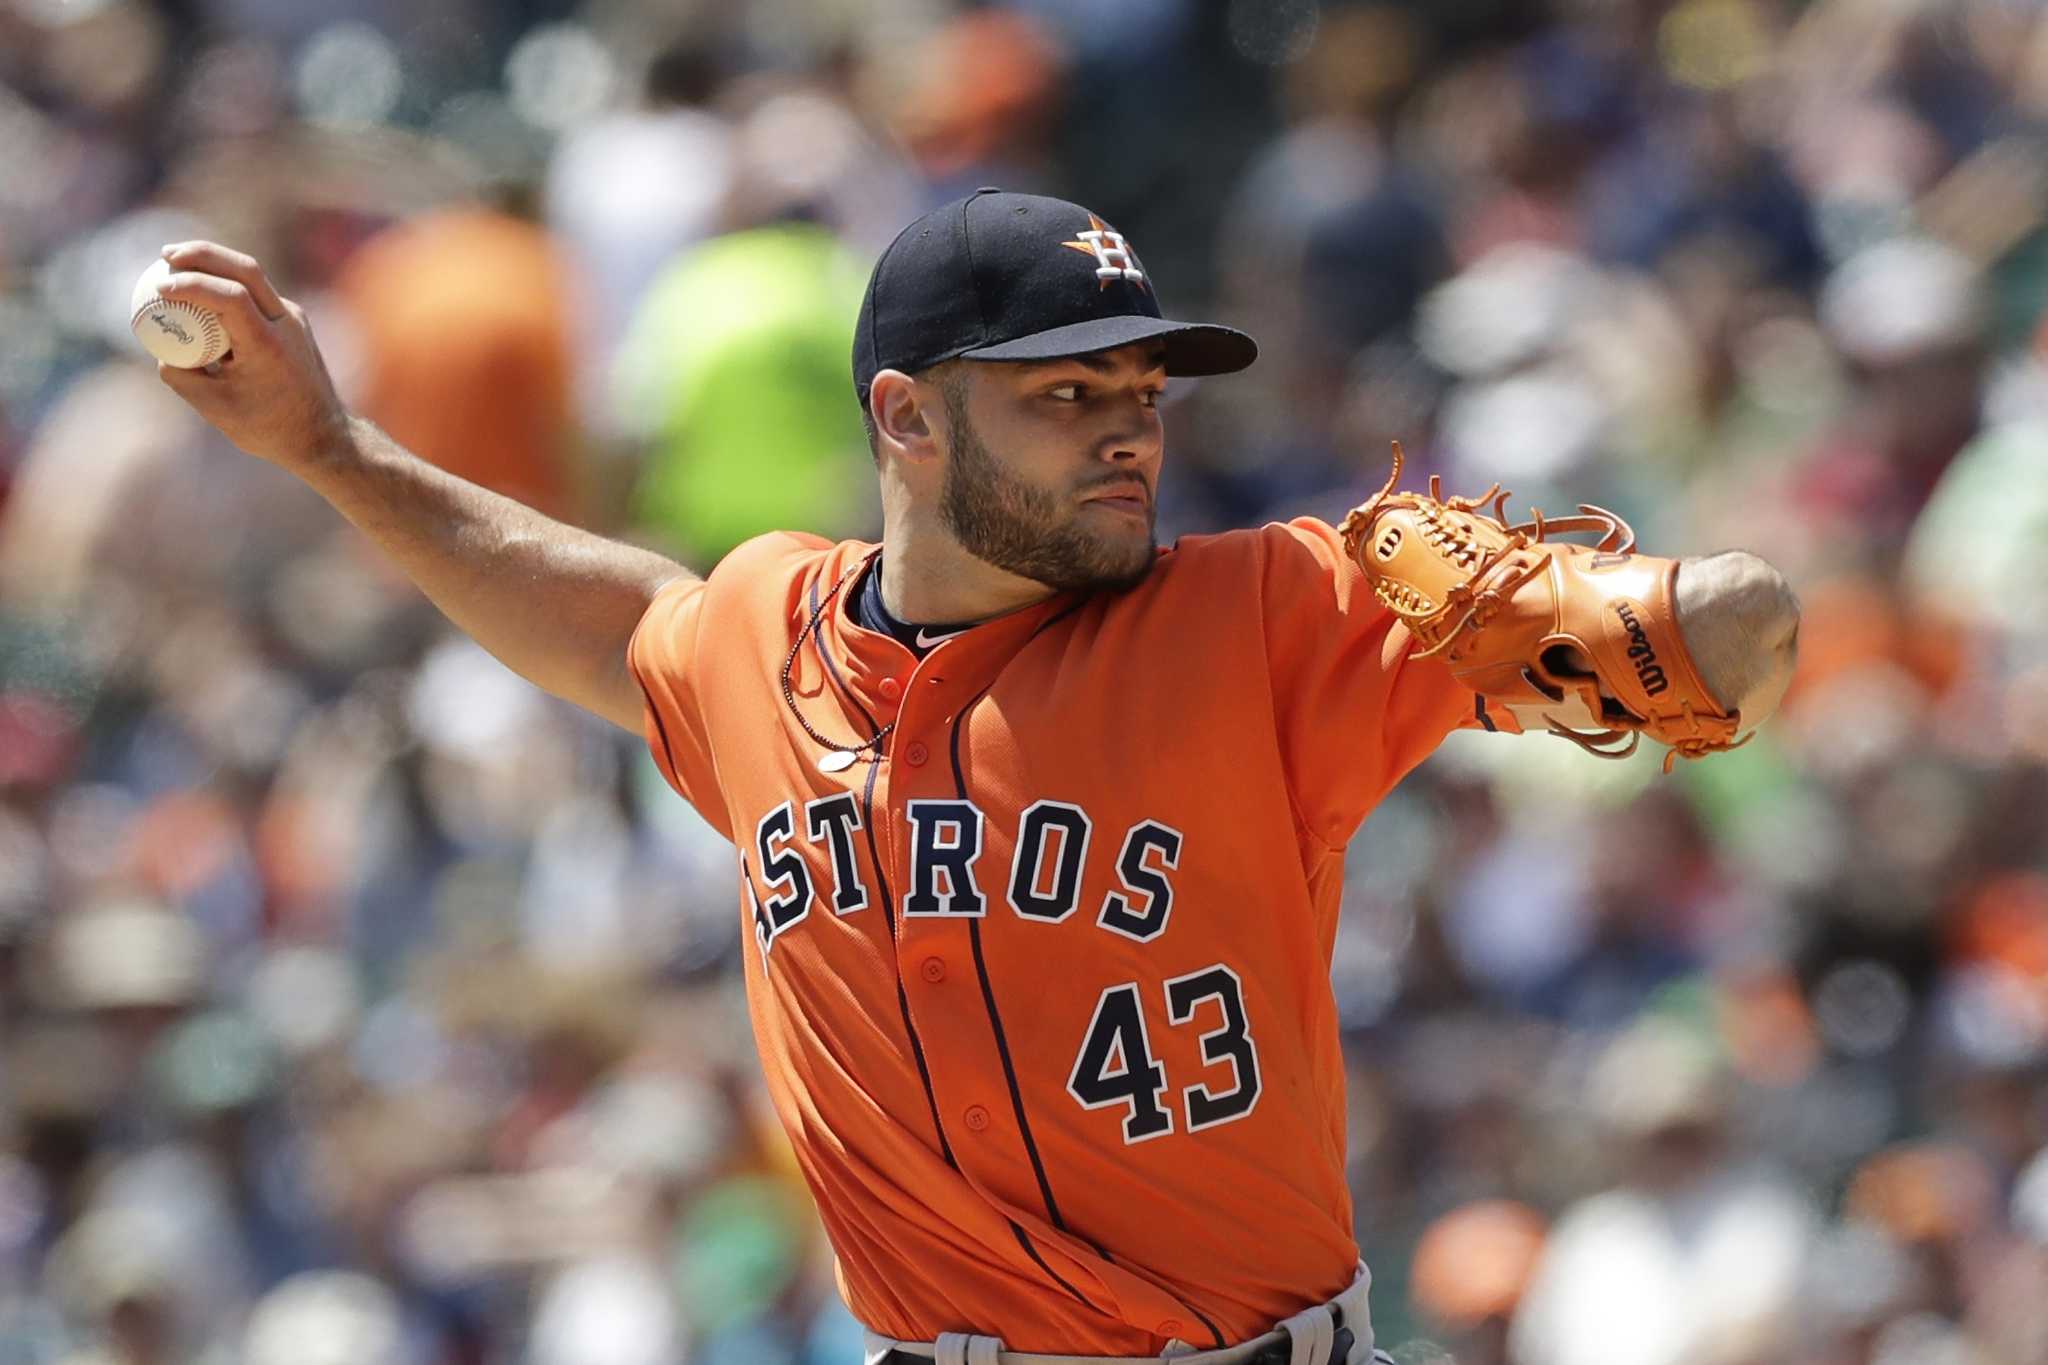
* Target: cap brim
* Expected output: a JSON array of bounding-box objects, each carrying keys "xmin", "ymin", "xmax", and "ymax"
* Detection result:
[{"xmin": 961, "ymin": 315, "xmax": 1258, "ymax": 377}]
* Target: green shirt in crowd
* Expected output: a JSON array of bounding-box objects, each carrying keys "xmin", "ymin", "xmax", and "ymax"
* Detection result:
[{"xmin": 616, "ymin": 223, "xmax": 875, "ymax": 567}]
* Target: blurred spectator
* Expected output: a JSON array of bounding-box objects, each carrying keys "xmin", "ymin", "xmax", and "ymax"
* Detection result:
[
  {"xmin": 0, "ymin": 366, "xmax": 205, "ymax": 609},
  {"xmin": 1844, "ymin": 1142, "xmax": 2001, "ymax": 1323},
  {"xmin": 1510, "ymin": 1018, "xmax": 1817, "ymax": 1365},
  {"xmin": 891, "ymin": 8, "xmax": 1067, "ymax": 199},
  {"xmin": 1805, "ymin": 237, "xmax": 1989, "ymax": 543},
  {"xmin": 242, "ymin": 1272, "xmax": 408, "ymax": 1365},
  {"xmin": 335, "ymin": 207, "xmax": 582, "ymax": 521},
  {"xmin": 610, "ymin": 155, "xmax": 874, "ymax": 566},
  {"xmin": 1410, "ymin": 1199, "xmax": 1546, "ymax": 1365},
  {"xmin": 544, "ymin": 41, "xmax": 736, "ymax": 408},
  {"xmin": 1903, "ymin": 416, "xmax": 2048, "ymax": 641}
]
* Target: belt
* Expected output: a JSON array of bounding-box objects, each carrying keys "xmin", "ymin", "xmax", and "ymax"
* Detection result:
[
  {"xmin": 866, "ymin": 1265, "xmax": 1378, "ymax": 1365},
  {"xmin": 878, "ymin": 1329, "xmax": 1363, "ymax": 1365},
  {"xmin": 877, "ymin": 1346, "xmax": 1389, "ymax": 1365}
]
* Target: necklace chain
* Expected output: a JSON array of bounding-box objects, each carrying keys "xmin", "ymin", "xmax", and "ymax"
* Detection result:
[{"xmin": 780, "ymin": 552, "xmax": 893, "ymax": 765}]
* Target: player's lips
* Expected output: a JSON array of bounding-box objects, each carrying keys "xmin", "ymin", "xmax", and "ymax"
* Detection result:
[{"xmin": 1080, "ymin": 483, "xmax": 1151, "ymax": 517}]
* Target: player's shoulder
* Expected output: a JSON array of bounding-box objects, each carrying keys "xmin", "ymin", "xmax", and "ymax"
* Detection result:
[
  {"xmin": 1122, "ymin": 518, "xmax": 1364, "ymax": 638},
  {"xmin": 1153, "ymin": 517, "xmax": 1351, "ymax": 588},
  {"xmin": 705, "ymin": 530, "xmax": 845, "ymax": 593},
  {"xmin": 698, "ymin": 531, "xmax": 873, "ymax": 640}
]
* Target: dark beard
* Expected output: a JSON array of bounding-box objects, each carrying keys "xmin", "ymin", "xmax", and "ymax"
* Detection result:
[{"xmin": 936, "ymin": 386, "xmax": 1157, "ymax": 594}]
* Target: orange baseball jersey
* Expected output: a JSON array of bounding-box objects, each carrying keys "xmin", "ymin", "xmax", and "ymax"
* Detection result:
[{"xmin": 627, "ymin": 518, "xmax": 1479, "ymax": 1355}]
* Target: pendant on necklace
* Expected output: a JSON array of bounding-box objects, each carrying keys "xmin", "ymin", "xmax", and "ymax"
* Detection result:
[{"xmin": 818, "ymin": 750, "xmax": 858, "ymax": 774}]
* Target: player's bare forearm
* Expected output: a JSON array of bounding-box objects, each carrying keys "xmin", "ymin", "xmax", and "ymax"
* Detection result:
[
  {"xmin": 303, "ymin": 417, "xmax": 689, "ymax": 731},
  {"xmin": 1674, "ymin": 550, "xmax": 1801, "ymax": 727},
  {"xmin": 149, "ymin": 240, "xmax": 689, "ymax": 732},
  {"xmin": 1554, "ymin": 552, "xmax": 1798, "ymax": 723}
]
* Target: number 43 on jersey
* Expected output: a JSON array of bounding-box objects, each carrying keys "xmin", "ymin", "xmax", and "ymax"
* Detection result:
[{"xmin": 1069, "ymin": 964, "xmax": 1260, "ymax": 1144}]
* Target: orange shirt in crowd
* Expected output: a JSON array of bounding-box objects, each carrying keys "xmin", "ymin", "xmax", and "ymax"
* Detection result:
[{"xmin": 337, "ymin": 210, "xmax": 577, "ymax": 520}]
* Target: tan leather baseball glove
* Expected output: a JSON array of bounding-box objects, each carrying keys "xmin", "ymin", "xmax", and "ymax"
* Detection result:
[{"xmin": 1338, "ymin": 443, "xmax": 1749, "ymax": 772}]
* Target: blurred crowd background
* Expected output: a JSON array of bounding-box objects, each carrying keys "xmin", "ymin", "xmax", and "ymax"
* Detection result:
[{"xmin": 1, "ymin": 0, "xmax": 2046, "ymax": 1362}]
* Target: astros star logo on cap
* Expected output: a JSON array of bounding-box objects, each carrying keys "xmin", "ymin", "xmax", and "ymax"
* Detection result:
[{"xmin": 1062, "ymin": 214, "xmax": 1149, "ymax": 291}]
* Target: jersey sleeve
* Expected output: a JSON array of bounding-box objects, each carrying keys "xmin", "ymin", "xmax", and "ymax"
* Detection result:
[
  {"xmin": 626, "ymin": 573, "xmax": 733, "ymax": 840},
  {"xmin": 1254, "ymin": 517, "xmax": 1477, "ymax": 848}
]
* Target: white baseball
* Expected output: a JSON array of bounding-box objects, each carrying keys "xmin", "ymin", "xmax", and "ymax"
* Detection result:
[{"xmin": 130, "ymin": 257, "xmax": 230, "ymax": 368}]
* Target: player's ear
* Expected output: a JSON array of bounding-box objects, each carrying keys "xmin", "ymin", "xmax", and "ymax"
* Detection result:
[{"xmin": 871, "ymin": 369, "xmax": 942, "ymax": 466}]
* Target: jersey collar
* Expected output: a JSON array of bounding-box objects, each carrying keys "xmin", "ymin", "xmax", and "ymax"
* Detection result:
[{"xmin": 819, "ymin": 541, "xmax": 1079, "ymax": 696}]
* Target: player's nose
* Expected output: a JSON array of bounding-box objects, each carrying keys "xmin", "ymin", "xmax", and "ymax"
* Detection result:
[{"xmin": 1092, "ymin": 403, "xmax": 1163, "ymax": 466}]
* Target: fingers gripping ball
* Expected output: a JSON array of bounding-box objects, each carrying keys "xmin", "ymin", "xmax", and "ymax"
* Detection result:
[
  {"xmin": 130, "ymin": 258, "xmax": 230, "ymax": 368},
  {"xmin": 1338, "ymin": 442, "xmax": 1750, "ymax": 772}
]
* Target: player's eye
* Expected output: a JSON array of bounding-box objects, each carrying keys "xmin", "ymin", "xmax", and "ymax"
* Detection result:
[
  {"xmin": 1046, "ymin": 384, "xmax": 1084, "ymax": 402},
  {"xmin": 1139, "ymin": 387, "xmax": 1164, "ymax": 409}
]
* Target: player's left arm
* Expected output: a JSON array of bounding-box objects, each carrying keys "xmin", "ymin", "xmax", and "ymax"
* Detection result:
[
  {"xmin": 1539, "ymin": 548, "xmax": 1799, "ymax": 724},
  {"xmin": 1341, "ymin": 446, "xmax": 1800, "ymax": 766},
  {"xmin": 1477, "ymin": 548, "xmax": 1800, "ymax": 748}
]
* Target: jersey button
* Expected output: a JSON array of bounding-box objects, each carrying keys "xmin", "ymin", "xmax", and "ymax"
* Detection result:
[
  {"xmin": 919, "ymin": 956, "xmax": 946, "ymax": 983},
  {"xmin": 904, "ymin": 740, "xmax": 929, "ymax": 767},
  {"xmin": 963, "ymin": 1105, "xmax": 990, "ymax": 1131},
  {"xmin": 878, "ymin": 676, "xmax": 902, "ymax": 700},
  {"xmin": 1157, "ymin": 1320, "xmax": 1184, "ymax": 1339}
]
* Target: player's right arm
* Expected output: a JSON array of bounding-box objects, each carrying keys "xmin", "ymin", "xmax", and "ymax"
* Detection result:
[{"xmin": 152, "ymin": 241, "xmax": 690, "ymax": 734}]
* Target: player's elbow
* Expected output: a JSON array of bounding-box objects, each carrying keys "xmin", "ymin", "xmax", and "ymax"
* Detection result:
[
  {"xmin": 582, "ymin": 651, "xmax": 653, "ymax": 734},
  {"xmin": 1676, "ymin": 551, "xmax": 1800, "ymax": 729}
]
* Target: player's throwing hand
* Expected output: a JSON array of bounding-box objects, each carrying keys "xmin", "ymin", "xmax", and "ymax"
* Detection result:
[{"xmin": 151, "ymin": 242, "xmax": 351, "ymax": 472}]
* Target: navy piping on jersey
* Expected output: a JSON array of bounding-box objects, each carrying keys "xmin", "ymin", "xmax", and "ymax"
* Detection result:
[
  {"xmin": 946, "ymin": 599, "xmax": 1227, "ymax": 1351},
  {"xmin": 945, "ymin": 603, "xmax": 1085, "ymax": 1228},
  {"xmin": 1008, "ymin": 1223, "xmax": 1093, "ymax": 1316},
  {"xmin": 820, "ymin": 572, "xmax": 1099, "ymax": 1314},
  {"xmin": 942, "ymin": 597, "xmax": 1185, "ymax": 1327},
  {"xmin": 948, "ymin": 651, "xmax": 1099, "ymax": 1313},
  {"xmin": 1473, "ymin": 693, "xmax": 1496, "ymax": 732},
  {"xmin": 808, "ymin": 576, "xmax": 958, "ymax": 1170}
]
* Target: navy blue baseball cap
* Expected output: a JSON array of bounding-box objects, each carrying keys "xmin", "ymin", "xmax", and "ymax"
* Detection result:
[{"xmin": 852, "ymin": 188, "xmax": 1258, "ymax": 403}]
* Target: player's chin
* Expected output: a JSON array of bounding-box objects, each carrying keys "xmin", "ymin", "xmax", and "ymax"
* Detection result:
[{"xmin": 1078, "ymin": 524, "xmax": 1157, "ymax": 591}]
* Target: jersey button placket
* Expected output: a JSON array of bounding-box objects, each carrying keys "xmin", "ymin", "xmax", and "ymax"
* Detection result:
[
  {"xmin": 903, "ymin": 740, "xmax": 929, "ymax": 767},
  {"xmin": 878, "ymin": 676, "xmax": 902, "ymax": 701},
  {"xmin": 963, "ymin": 1105, "xmax": 990, "ymax": 1132},
  {"xmin": 919, "ymin": 956, "xmax": 946, "ymax": 983}
]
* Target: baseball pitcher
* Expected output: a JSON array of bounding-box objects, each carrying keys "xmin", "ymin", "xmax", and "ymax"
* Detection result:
[{"xmin": 153, "ymin": 189, "xmax": 1799, "ymax": 1365}]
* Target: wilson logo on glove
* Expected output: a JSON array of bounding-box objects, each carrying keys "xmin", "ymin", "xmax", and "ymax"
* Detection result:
[{"xmin": 1613, "ymin": 601, "xmax": 1669, "ymax": 696}]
